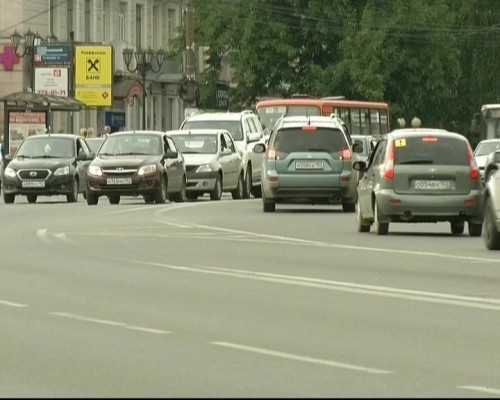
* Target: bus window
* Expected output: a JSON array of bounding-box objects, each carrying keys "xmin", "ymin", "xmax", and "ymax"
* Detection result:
[
  {"xmin": 337, "ymin": 108, "xmax": 350, "ymax": 132},
  {"xmin": 360, "ymin": 108, "xmax": 369, "ymax": 135},
  {"xmin": 350, "ymin": 108, "xmax": 362, "ymax": 135},
  {"xmin": 370, "ymin": 109, "xmax": 381, "ymax": 136},
  {"xmin": 380, "ymin": 110, "xmax": 389, "ymax": 134}
]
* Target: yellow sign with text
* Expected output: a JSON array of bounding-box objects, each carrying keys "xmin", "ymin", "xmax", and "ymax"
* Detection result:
[{"xmin": 75, "ymin": 45, "xmax": 113, "ymax": 106}]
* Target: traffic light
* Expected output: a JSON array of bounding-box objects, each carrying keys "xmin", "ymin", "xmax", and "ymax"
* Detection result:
[{"xmin": 199, "ymin": 46, "xmax": 210, "ymax": 71}]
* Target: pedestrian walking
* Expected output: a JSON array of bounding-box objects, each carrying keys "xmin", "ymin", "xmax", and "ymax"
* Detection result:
[{"xmin": 79, "ymin": 128, "xmax": 87, "ymax": 138}]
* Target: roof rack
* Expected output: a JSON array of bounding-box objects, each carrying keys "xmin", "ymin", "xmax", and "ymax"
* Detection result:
[{"xmin": 289, "ymin": 94, "xmax": 317, "ymax": 99}]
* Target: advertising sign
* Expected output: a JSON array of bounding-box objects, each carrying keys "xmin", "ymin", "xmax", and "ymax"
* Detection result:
[
  {"xmin": 74, "ymin": 45, "xmax": 113, "ymax": 107},
  {"xmin": 8, "ymin": 111, "xmax": 47, "ymax": 155},
  {"xmin": 34, "ymin": 68, "xmax": 69, "ymax": 97},
  {"xmin": 33, "ymin": 45, "xmax": 71, "ymax": 66}
]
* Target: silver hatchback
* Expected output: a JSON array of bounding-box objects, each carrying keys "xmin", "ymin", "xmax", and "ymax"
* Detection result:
[{"xmin": 354, "ymin": 128, "xmax": 483, "ymax": 235}]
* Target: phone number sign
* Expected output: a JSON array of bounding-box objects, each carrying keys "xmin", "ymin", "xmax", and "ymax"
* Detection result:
[{"xmin": 34, "ymin": 67, "xmax": 69, "ymax": 97}]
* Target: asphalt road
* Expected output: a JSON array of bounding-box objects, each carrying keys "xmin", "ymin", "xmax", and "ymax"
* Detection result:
[{"xmin": 1, "ymin": 194, "xmax": 500, "ymax": 397}]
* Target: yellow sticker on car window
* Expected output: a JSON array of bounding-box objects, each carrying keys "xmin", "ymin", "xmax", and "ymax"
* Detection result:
[{"xmin": 395, "ymin": 139, "xmax": 406, "ymax": 147}]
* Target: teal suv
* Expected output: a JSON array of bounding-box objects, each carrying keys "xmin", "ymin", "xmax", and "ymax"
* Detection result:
[{"xmin": 254, "ymin": 115, "xmax": 362, "ymax": 212}]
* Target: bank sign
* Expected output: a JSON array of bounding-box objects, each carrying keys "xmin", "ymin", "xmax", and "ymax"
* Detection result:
[{"xmin": 74, "ymin": 45, "xmax": 113, "ymax": 107}]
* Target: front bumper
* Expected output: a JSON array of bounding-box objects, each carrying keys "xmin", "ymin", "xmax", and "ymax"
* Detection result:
[
  {"xmin": 3, "ymin": 174, "xmax": 75, "ymax": 196},
  {"xmin": 87, "ymin": 173, "xmax": 160, "ymax": 196},
  {"xmin": 186, "ymin": 170, "xmax": 219, "ymax": 192}
]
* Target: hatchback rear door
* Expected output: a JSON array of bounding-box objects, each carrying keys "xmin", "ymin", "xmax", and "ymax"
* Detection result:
[{"xmin": 392, "ymin": 135, "xmax": 475, "ymax": 195}]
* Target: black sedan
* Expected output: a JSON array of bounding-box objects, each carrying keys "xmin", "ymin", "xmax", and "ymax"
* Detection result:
[
  {"xmin": 86, "ymin": 131, "xmax": 187, "ymax": 205},
  {"xmin": 2, "ymin": 134, "xmax": 93, "ymax": 204}
]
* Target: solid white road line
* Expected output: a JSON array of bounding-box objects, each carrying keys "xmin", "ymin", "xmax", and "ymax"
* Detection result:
[
  {"xmin": 458, "ymin": 385, "xmax": 500, "ymax": 395},
  {"xmin": 0, "ymin": 300, "xmax": 28, "ymax": 308},
  {"xmin": 50, "ymin": 312, "xmax": 171, "ymax": 335},
  {"xmin": 211, "ymin": 341, "xmax": 392, "ymax": 375}
]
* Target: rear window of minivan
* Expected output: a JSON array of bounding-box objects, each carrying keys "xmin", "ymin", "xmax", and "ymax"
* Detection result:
[
  {"xmin": 273, "ymin": 127, "xmax": 347, "ymax": 154},
  {"xmin": 394, "ymin": 136, "xmax": 468, "ymax": 165}
]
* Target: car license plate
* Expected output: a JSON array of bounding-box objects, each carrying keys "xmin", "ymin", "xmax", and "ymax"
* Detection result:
[
  {"xmin": 414, "ymin": 180, "xmax": 454, "ymax": 190},
  {"xmin": 295, "ymin": 161, "xmax": 324, "ymax": 170},
  {"xmin": 22, "ymin": 180, "xmax": 45, "ymax": 188},
  {"xmin": 107, "ymin": 177, "xmax": 132, "ymax": 185}
]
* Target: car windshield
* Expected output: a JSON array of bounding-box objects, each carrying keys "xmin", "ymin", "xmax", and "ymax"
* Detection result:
[
  {"xmin": 395, "ymin": 136, "xmax": 468, "ymax": 165},
  {"xmin": 474, "ymin": 141, "xmax": 500, "ymax": 156},
  {"xmin": 182, "ymin": 120, "xmax": 243, "ymax": 141},
  {"xmin": 273, "ymin": 127, "xmax": 347, "ymax": 154},
  {"xmin": 16, "ymin": 137, "xmax": 75, "ymax": 158},
  {"xmin": 98, "ymin": 134, "xmax": 161, "ymax": 156},
  {"xmin": 171, "ymin": 134, "xmax": 218, "ymax": 154},
  {"xmin": 86, "ymin": 138, "xmax": 105, "ymax": 154}
]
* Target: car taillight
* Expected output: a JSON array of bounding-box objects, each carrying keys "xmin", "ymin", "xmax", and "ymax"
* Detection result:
[
  {"xmin": 380, "ymin": 142, "xmax": 394, "ymax": 179},
  {"xmin": 381, "ymin": 141, "xmax": 394, "ymax": 179},
  {"xmin": 341, "ymin": 147, "xmax": 352, "ymax": 160},
  {"xmin": 268, "ymin": 148, "xmax": 277, "ymax": 160},
  {"xmin": 467, "ymin": 145, "xmax": 479, "ymax": 180}
]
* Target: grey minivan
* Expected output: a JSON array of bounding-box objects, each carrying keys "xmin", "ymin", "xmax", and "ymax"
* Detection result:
[{"xmin": 354, "ymin": 128, "xmax": 483, "ymax": 235}]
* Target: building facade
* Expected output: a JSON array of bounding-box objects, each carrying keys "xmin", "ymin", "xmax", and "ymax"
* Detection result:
[{"xmin": 0, "ymin": 0, "xmax": 185, "ymax": 139}]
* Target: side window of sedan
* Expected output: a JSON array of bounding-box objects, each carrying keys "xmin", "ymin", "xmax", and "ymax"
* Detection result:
[{"xmin": 223, "ymin": 132, "xmax": 236, "ymax": 153}]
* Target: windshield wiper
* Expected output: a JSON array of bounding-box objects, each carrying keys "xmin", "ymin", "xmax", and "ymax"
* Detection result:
[
  {"xmin": 119, "ymin": 152, "xmax": 151, "ymax": 155},
  {"xmin": 32, "ymin": 155, "xmax": 59, "ymax": 159},
  {"xmin": 399, "ymin": 160, "xmax": 434, "ymax": 164},
  {"xmin": 99, "ymin": 152, "xmax": 116, "ymax": 156},
  {"xmin": 16, "ymin": 154, "xmax": 32, "ymax": 159}
]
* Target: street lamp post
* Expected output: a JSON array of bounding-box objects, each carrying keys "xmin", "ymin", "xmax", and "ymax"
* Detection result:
[
  {"xmin": 9, "ymin": 29, "xmax": 57, "ymax": 92},
  {"xmin": 122, "ymin": 47, "xmax": 166, "ymax": 130}
]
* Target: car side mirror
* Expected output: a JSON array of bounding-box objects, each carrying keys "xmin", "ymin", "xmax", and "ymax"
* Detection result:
[
  {"xmin": 165, "ymin": 149, "xmax": 178, "ymax": 158},
  {"xmin": 352, "ymin": 160, "xmax": 367, "ymax": 171},
  {"xmin": 254, "ymin": 143, "xmax": 266, "ymax": 153},
  {"xmin": 5, "ymin": 154, "xmax": 12, "ymax": 161},
  {"xmin": 353, "ymin": 141, "xmax": 363, "ymax": 153}
]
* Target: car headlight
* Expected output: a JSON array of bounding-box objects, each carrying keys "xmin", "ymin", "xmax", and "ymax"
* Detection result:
[
  {"xmin": 138, "ymin": 164, "xmax": 157, "ymax": 176},
  {"xmin": 196, "ymin": 164, "xmax": 213, "ymax": 173},
  {"xmin": 54, "ymin": 166, "xmax": 70, "ymax": 176},
  {"xmin": 88, "ymin": 165, "xmax": 103, "ymax": 177},
  {"xmin": 4, "ymin": 166, "xmax": 16, "ymax": 178}
]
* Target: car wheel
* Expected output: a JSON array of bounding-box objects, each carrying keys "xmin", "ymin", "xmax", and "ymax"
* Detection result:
[
  {"xmin": 342, "ymin": 202, "xmax": 356, "ymax": 213},
  {"xmin": 450, "ymin": 221, "xmax": 465, "ymax": 235},
  {"xmin": 468, "ymin": 221, "xmax": 482, "ymax": 237},
  {"xmin": 108, "ymin": 195, "xmax": 120, "ymax": 205},
  {"xmin": 3, "ymin": 193, "xmax": 15, "ymax": 204},
  {"xmin": 262, "ymin": 192, "xmax": 275, "ymax": 212},
  {"xmin": 484, "ymin": 199, "xmax": 500, "ymax": 250},
  {"xmin": 174, "ymin": 177, "xmax": 187, "ymax": 203},
  {"xmin": 231, "ymin": 172, "xmax": 244, "ymax": 200},
  {"xmin": 356, "ymin": 202, "xmax": 371, "ymax": 233},
  {"xmin": 210, "ymin": 175, "xmax": 222, "ymax": 201},
  {"xmin": 27, "ymin": 194, "xmax": 37, "ymax": 204},
  {"xmin": 154, "ymin": 176, "xmax": 168, "ymax": 204},
  {"xmin": 243, "ymin": 166, "xmax": 252, "ymax": 199},
  {"xmin": 252, "ymin": 183, "xmax": 262, "ymax": 198},
  {"xmin": 86, "ymin": 191, "xmax": 98, "ymax": 205},
  {"xmin": 66, "ymin": 178, "xmax": 79, "ymax": 203},
  {"xmin": 144, "ymin": 194, "xmax": 155, "ymax": 204},
  {"xmin": 373, "ymin": 199, "xmax": 389, "ymax": 235}
]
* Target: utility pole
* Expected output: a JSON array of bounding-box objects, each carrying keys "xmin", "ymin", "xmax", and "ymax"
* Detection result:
[
  {"xmin": 182, "ymin": 0, "xmax": 199, "ymax": 111},
  {"xmin": 186, "ymin": 0, "xmax": 195, "ymax": 82}
]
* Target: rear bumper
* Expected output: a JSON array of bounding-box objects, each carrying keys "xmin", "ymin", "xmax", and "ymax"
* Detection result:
[
  {"xmin": 262, "ymin": 169, "xmax": 357, "ymax": 202},
  {"xmin": 376, "ymin": 189, "xmax": 483, "ymax": 222}
]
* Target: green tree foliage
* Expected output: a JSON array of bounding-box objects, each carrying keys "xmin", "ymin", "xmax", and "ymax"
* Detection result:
[{"xmin": 185, "ymin": 0, "xmax": 500, "ymax": 136}]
